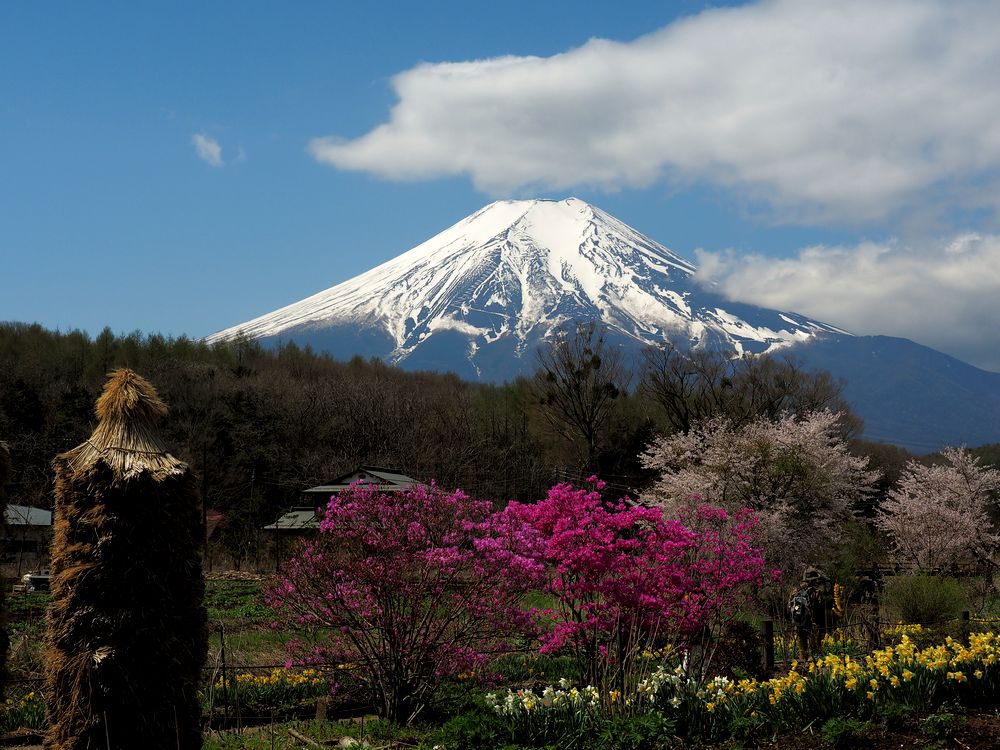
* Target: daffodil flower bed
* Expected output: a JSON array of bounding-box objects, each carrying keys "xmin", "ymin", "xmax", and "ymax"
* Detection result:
[
  {"xmin": 484, "ymin": 679, "xmax": 602, "ymax": 747},
  {"xmin": 209, "ymin": 667, "xmax": 328, "ymax": 714},
  {"xmin": 486, "ymin": 633, "xmax": 1000, "ymax": 744},
  {"xmin": 2, "ymin": 688, "xmax": 46, "ymax": 732}
]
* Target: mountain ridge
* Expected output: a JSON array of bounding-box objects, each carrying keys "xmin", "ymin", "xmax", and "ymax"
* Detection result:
[
  {"xmin": 207, "ymin": 198, "xmax": 846, "ymax": 377},
  {"xmin": 206, "ymin": 198, "xmax": 1000, "ymax": 453}
]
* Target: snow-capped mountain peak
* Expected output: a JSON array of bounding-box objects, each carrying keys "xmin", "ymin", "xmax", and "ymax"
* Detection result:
[{"xmin": 206, "ymin": 198, "xmax": 846, "ymax": 378}]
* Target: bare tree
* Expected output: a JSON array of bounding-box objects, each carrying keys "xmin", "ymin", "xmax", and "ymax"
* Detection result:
[
  {"xmin": 639, "ymin": 345, "xmax": 732, "ymax": 434},
  {"xmin": 640, "ymin": 344, "xmax": 859, "ymax": 436},
  {"xmin": 532, "ymin": 322, "xmax": 631, "ymax": 471}
]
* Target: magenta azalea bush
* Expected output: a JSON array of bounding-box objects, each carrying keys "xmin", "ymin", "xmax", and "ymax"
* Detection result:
[
  {"xmin": 265, "ymin": 482, "xmax": 536, "ymax": 724},
  {"xmin": 491, "ymin": 480, "xmax": 769, "ymax": 685},
  {"xmin": 267, "ymin": 479, "xmax": 769, "ymax": 724}
]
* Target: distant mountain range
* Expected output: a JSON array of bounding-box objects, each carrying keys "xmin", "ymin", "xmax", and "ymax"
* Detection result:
[{"xmin": 207, "ymin": 198, "xmax": 1000, "ymax": 453}]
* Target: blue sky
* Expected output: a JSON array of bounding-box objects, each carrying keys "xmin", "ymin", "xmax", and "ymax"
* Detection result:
[{"xmin": 4, "ymin": 1, "xmax": 1000, "ymax": 370}]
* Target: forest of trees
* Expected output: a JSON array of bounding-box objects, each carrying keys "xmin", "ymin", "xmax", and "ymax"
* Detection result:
[{"xmin": 1, "ymin": 320, "xmax": 998, "ymax": 568}]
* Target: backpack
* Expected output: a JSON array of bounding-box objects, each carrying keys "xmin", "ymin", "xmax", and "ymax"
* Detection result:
[{"xmin": 789, "ymin": 588, "xmax": 813, "ymax": 627}]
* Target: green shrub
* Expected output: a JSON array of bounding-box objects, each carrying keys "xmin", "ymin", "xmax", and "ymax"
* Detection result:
[
  {"xmin": 436, "ymin": 706, "xmax": 507, "ymax": 749},
  {"xmin": 882, "ymin": 575, "xmax": 966, "ymax": 628},
  {"xmin": 493, "ymin": 653, "xmax": 580, "ymax": 685},
  {"xmin": 878, "ymin": 698, "xmax": 916, "ymax": 726},
  {"xmin": 820, "ymin": 717, "xmax": 870, "ymax": 749},
  {"xmin": 921, "ymin": 709, "xmax": 965, "ymax": 740},
  {"xmin": 595, "ymin": 713, "xmax": 675, "ymax": 750}
]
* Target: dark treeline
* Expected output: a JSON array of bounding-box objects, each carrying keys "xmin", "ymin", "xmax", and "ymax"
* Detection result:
[
  {"xmin": 1, "ymin": 323, "xmax": 655, "ymax": 558},
  {"xmin": 3, "ymin": 321, "xmax": 997, "ymax": 565},
  {"xmin": 0, "ymin": 323, "xmax": 552, "ymax": 523}
]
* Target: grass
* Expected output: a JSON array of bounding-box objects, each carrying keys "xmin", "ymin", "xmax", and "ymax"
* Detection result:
[
  {"xmin": 11, "ymin": 575, "xmax": 1000, "ymax": 748},
  {"xmin": 205, "ymin": 580, "xmax": 273, "ymax": 623},
  {"xmin": 202, "ymin": 717, "xmax": 430, "ymax": 750},
  {"xmin": 205, "ymin": 578, "xmax": 289, "ymax": 672}
]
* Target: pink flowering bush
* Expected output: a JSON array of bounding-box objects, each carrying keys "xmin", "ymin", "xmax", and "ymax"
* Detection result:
[
  {"xmin": 268, "ymin": 478, "xmax": 769, "ymax": 723},
  {"xmin": 491, "ymin": 479, "xmax": 769, "ymax": 687},
  {"xmin": 265, "ymin": 482, "xmax": 536, "ymax": 725},
  {"xmin": 673, "ymin": 502, "xmax": 779, "ymax": 680}
]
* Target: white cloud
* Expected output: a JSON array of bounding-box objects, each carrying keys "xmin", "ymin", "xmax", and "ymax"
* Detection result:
[
  {"xmin": 694, "ymin": 233, "xmax": 1000, "ymax": 372},
  {"xmin": 192, "ymin": 133, "xmax": 225, "ymax": 167},
  {"xmin": 310, "ymin": 0, "xmax": 1000, "ymax": 224}
]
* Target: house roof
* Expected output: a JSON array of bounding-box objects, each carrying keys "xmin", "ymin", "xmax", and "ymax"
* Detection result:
[
  {"xmin": 263, "ymin": 508, "xmax": 321, "ymax": 532},
  {"xmin": 301, "ymin": 466, "xmax": 423, "ymax": 497},
  {"xmin": 265, "ymin": 467, "xmax": 425, "ymax": 533},
  {"xmin": 5, "ymin": 504, "xmax": 53, "ymax": 527}
]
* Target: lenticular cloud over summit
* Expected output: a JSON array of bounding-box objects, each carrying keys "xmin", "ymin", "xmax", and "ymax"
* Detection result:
[
  {"xmin": 310, "ymin": 0, "xmax": 1000, "ymax": 224},
  {"xmin": 207, "ymin": 198, "xmax": 843, "ymax": 379}
]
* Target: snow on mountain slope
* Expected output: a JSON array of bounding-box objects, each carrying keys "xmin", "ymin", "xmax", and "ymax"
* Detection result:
[{"xmin": 206, "ymin": 198, "xmax": 848, "ymax": 376}]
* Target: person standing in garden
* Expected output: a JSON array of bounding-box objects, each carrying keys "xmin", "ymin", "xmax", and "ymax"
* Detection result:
[{"xmin": 788, "ymin": 567, "xmax": 832, "ymax": 661}]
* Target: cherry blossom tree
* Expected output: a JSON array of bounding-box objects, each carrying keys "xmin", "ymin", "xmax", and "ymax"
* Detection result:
[
  {"xmin": 876, "ymin": 446, "xmax": 1000, "ymax": 572},
  {"xmin": 641, "ymin": 410, "xmax": 880, "ymax": 574}
]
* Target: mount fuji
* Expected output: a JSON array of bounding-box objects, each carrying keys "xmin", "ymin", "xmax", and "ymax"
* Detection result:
[
  {"xmin": 207, "ymin": 198, "xmax": 1000, "ymax": 453},
  {"xmin": 207, "ymin": 198, "xmax": 845, "ymax": 377}
]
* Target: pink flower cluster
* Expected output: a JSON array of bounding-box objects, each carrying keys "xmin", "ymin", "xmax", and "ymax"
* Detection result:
[
  {"xmin": 489, "ymin": 480, "xmax": 768, "ymax": 664},
  {"xmin": 267, "ymin": 478, "xmax": 768, "ymax": 722}
]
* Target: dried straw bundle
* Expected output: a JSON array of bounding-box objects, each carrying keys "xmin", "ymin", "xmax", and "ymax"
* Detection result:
[
  {"xmin": 46, "ymin": 370, "xmax": 207, "ymax": 750},
  {"xmin": 0, "ymin": 440, "xmax": 9, "ymax": 699}
]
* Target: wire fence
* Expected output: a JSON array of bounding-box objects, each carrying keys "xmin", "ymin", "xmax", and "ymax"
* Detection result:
[
  {"xmin": 761, "ymin": 608, "xmax": 1000, "ymax": 671},
  {"xmin": 7, "ymin": 572, "xmax": 1000, "ymax": 740}
]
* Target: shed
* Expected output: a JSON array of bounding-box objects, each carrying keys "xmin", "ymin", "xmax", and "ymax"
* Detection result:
[
  {"xmin": 4, "ymin": 503, "xmax": 53, "ymax": 573},
  {"xmin": 264, "ymin": 466, "xmax": 424, "ymax": 534},
  {"xmin": 263, "ymin": 467, "xmax": 424, "ymax": 571},
  {"xmin": 300, "ymin": 466, "xmax": 424, "ymax": 506},
  {"xmin": 4, "ymin": 504, "xmax": 52, "ymax": 528}
]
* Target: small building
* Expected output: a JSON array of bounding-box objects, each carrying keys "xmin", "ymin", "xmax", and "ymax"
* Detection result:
[
  {"xmin": 264, "ymin": 467, "xmax": 424, "ymax": 567},
  {"xmin": 299, "ymin": 466, "xmax": 424, "ymax": 508},
  {"xmin": 4, "ymin": 503, "xmax": 53, "ymax": 574},
  {"xmin": 262, "ymin": 506, "xmax": 324, "ymax": 535}
]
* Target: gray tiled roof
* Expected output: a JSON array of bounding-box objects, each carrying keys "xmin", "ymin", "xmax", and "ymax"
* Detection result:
[
  {"xmin": 4, "ymin": 504, "xmax": 52, "ymax": 527},
  {"xmin": 265, "ymin": 467, "xmax": 426, "ymax": 533},
  {"xmin": 302, "ymin": 466, "xmax": 423, "ymax": 496},
  {"xmin": 262, "ymin": 508, "xmax": 321, "ymax": 531}
]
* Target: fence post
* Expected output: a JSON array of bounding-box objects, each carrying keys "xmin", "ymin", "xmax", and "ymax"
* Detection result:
[
  {"xmin": 761, "ymin": 619, "xmax": 775, "ymax": 673},
  {"xmin": 961, "ymin": 610, "xmax": 970, "ymax": 646},
  {"xmin": 219, "ymin": 623, "xmax": 229, "ymax": 726},
  {"xmin": 316, "ymin": 697, "xmax": 329, "ymax": 721}
]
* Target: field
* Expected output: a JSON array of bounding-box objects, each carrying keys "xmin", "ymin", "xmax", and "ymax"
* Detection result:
[{"xmin": 7, "ymin": 574, "xmax": 1000, "ymax": 749}]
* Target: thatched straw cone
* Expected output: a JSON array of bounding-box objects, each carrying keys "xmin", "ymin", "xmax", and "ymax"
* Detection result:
[
  {"xmin": 46, "ymin": 370, "xmax": 207, "ymax": 750},
  {"xmin": 0, "ymin": 440, "xmax": 10, "ymax": 699}
]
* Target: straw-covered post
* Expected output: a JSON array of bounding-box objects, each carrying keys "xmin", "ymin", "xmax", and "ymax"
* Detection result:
[
  {"xmin": 0, "ymin": 440, "xmax": 10, "ymax": 699},
  {"xmin": 46, "ymin": 370, "xmax": 207, "ymax": 750}
]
